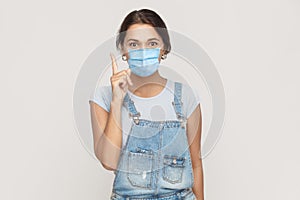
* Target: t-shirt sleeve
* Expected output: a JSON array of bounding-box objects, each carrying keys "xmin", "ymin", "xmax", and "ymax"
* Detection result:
[
  {"xmin": 182, "ymin": 83, "xmax": 201, "ymax": 118},
  {"xmin": 88, "ymin": 85, "xmax": 112, "ymax": 112}
]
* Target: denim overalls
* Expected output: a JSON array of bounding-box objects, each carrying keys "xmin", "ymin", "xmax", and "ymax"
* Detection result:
[{"xmin": 110, "ymin": 82, "xmax": 196, "ymax": 200}]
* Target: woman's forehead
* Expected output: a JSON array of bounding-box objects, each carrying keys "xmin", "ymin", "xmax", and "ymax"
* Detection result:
[{"xmin": 124, "ymin": 25, "xmax": 162, "ymax": 42}]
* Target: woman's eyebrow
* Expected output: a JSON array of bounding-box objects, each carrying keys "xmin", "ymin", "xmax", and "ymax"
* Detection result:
[
  {"xmin": 147, "ymin": 38, "xmax": 160, "ymax": 41},
  {"xmin": 126, "ymin": 38, "xmax": 160, "ymax": 42},
  {"xmin": 127, "ymin": 39, "xmax": 139, "ymax": 42}
]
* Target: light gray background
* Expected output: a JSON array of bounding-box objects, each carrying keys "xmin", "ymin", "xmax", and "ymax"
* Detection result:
[{"xmin": 1, "ymin": 0, "xmax": 299, "ymax": 200}]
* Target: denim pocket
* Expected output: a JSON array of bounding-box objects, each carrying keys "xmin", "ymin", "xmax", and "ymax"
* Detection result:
[
  {"xmin": 127, "ymin": 147, "xmax": 154, "ymax": 188},
  {"xmin": 162, "ymin": 154, "xmax": 186, "ymax": 184}
]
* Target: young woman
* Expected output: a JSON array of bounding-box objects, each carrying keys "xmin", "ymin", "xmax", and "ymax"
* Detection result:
[{"xmin": 89, "ymin": 9, "xmax": 204, "ymax": 200}]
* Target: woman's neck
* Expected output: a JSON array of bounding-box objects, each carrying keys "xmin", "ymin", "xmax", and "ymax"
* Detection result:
[{"xmin": 128, "ymin": 71, "xmax": 167, "ymax": 98}]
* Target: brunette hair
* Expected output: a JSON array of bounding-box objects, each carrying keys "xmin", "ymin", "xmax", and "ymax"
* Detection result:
[{"xmin": 116, "ymin": 9, "xmax": 171, "ymax": 55}]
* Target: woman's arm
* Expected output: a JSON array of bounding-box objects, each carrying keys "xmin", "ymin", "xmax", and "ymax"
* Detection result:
[
  {"xmin": 187, "ymin": 104, "xmax": 204, "ymax": 200},
  {"xmin": 90, "ymin": 53, "xmax": 132, "ymax": 171},
  {"xmin": 89, "ymin": 99, "xmax": 123, "ymax": 171}
]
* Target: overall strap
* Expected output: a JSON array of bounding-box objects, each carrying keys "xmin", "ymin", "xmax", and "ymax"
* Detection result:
[
  {"xmin": 123, "ymin": 92, "xmax": 141, "ymax": 124},
  {"xmin": 172, "ymin": 82, "xmax": 186, "ymax": 124}
]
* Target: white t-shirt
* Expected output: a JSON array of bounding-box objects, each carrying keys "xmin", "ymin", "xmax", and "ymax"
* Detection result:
[{"xmin": 89, "ymin": 79, "xmax": 200, "ymax": 148}]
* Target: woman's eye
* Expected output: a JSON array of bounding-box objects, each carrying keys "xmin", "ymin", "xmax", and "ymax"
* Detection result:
[
  {"xmin": 149, "ymin": 42, "xmax": 158, "ymax": 46},
  {"xmin": 129, "ymin": 42, "xmax": 138, "ymax": 47}
]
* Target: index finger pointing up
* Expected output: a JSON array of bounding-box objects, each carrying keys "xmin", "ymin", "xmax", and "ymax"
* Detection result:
[{"xmin": 110, "ymin": 53, "xmax": 118, "ymax": 74}]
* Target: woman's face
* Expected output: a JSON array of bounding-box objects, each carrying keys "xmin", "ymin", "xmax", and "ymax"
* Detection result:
[{"xmin": 121, "ymin": 24, "xmax": 166, "ymax": 62}]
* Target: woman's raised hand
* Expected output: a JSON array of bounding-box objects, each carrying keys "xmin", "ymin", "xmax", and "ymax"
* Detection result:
[{"xmin": 110, "ymin": 53, "xmax": 133, "ymax": 102}]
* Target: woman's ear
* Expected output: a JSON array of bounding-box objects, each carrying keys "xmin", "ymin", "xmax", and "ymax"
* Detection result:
[
  {"xmin": 160, "ymin": 49, "xmax": 167, "ymax": 60},
  {"xmin": 119, "ymin": 46, "xmax": 128, "ymax": 61},
  {"xmin": 159, "ymin": 48, "xmax": 165, "ymax": 56},
  {"xmin": 163, "ymin": 49, "xmax": 168, "ymax": 56},
  {"xmin": 122, "ymin": 53, "xmax": 128, "ymax": 61},
  {"xmin": 121, "ymin": 50, "xmax": 129, "ymax": 61},
  {"xmin": 162, "ymin": 46, "xmax": 168, "ymax": 55}
]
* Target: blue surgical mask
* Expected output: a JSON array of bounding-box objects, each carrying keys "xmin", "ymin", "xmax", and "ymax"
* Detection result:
[{"xmin": 128, "ymin": 48, "xmax": 160, "ymax": 77}]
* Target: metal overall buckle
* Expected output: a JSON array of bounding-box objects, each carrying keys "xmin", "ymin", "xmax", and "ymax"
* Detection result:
[
  {"xmin": 129, "ymin": 112, "xmax": 141, "ymax": 125},
  {"xmin": 172, "ymin": 100, "xmax": 183, "ymax": 107},
  {"xmin": 176, "ymin": 113, "xmax": 186, "ymax": 128},
  {"xmin": 172, "ymin": 101, "xmax": 186, "ymax": 128}
]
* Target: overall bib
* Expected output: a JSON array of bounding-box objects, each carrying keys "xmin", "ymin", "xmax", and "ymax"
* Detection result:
[{"xmin": 110, "ymin": 82, "xmax": 196, "ymax": 200}]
